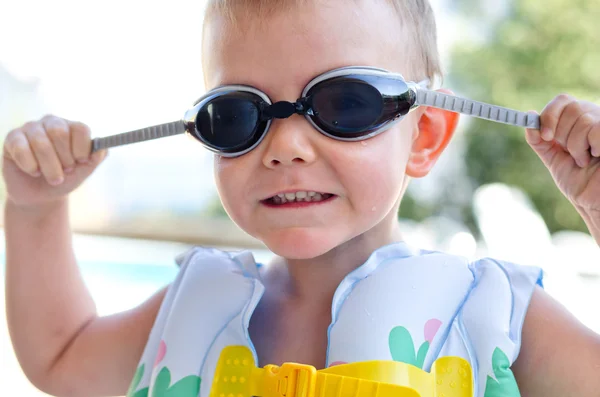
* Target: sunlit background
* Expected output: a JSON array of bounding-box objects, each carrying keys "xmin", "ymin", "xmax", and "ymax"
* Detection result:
[{"xmin": 1, "ymin": 0, "xmax": 600, "ymax": 395}]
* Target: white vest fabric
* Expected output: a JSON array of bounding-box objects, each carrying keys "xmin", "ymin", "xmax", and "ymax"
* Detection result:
[{"xmin": 126, "ymin": 242, "xmax": 542, "ymax": 397}]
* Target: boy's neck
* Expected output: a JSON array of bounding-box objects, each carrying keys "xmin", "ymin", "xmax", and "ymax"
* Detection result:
[{"xmin": 266, "ymin": 220, "xmax": 404, "ymax": 305}]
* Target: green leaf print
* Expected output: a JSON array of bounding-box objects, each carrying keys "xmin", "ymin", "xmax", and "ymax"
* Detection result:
[
  {"xmin": 483, "ymin": 348, "xmax": 521, "ymax": 397},
  {"xmin": 132, "ymin": 387, "xmax": 150, "ymax": 397},
  {"xmin": 151, "ymin": 367, "xmax": 201, "ymax": 397},
  {"xmin": 415, "ymin": 341, "xmax": 430, "ymax": 369},
  {"xmin": 389, "ymin": 326, "xmax": 430, "ymax": 369},
  {"xmin": 126, "ymin": 364, "xmax": 201, "ymax": 397},
  {"xmin": 165, "ymin": 375, "xmax": 202, "ymax": 396},
  {"xmin": 389, "ymin": 326, "xmax": 417, "ymax": 366},
  {"xmin": 126, "ymin": 364, "xmax": 149, "ymax": 397},
  {"xmin": 152, "ymin": 367, "xmax": 171, "ymax": 396}
]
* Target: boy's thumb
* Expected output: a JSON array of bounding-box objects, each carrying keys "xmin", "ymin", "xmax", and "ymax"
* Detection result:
[
  {"xmin": 524, "ymin": 112, "xmax": 569, "ymax": 171},
  {"xmin": 90, "ymin": 149, "xmax": 109, "ymax": 165},
  {"xmin": 74, "ymin": 149, "xmax": 108, "ymax": 178}
]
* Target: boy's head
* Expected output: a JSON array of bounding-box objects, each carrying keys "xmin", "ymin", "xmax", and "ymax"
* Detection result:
[
  {"xmin": 203, "ymin": 0, "xmax": 443, "ymax": 84},
  {"xmin": 201, "ymin": 0, "xmax": 458, "ymax": 259}
]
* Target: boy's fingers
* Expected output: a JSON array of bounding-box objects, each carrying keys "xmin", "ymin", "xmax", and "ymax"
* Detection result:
[
  {"xmin": 525, "ymin": 111, "xmax": 570, "ymax": 170},
  {"xmin": 566, "ymin": 121, "xmax": 592, "ymax": 168},
  {"xmin": 69, "ymin": 120, "xmax": 92, "ymax": 163},
  {"xmin": 525, "ymin": 111, "xmax": 549, "ymax": 146},
  {"xmin": 4, "ymin": 129, "xmax": 41, "ymax": 177},
  {"xmin": 42, "ymin": 115, "xmax": 76, "ymax": 172},
  {"xmin": 590, "ymin": 124, "xmax": 600, "ymax": 158},
  {"xmin": 539, "ymin": 94, "xmax": 575, "ymax": 142},
  {"xmin": 554, "ymin": 99, "xmax": 587, "ymax": 148},
  {"xmin": 22, "ymin": 122, "xmax": 65, "ymax": 185},
  {"xmin": 525, "ymin": 127, "xmax": 542, "ymax": 146}
]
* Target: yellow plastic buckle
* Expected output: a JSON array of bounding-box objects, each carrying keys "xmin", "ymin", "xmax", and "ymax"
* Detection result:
[
  {"xmin": 211, "ymin": 346, "xmax": 474, "ymax": 397},
  {"xmin": 263, "ymin": 363, "xmax": 316, "ymax": 397},
  {"xmin": 210, "ymin": 346, "xmax": 317, "ymax": 397}
]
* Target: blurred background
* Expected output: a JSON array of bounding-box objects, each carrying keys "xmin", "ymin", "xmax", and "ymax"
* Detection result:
[{"xmin": 1, "ymin": 0, "xmax": 599, "ymax": 395}]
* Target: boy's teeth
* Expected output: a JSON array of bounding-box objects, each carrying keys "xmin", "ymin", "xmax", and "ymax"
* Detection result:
[{"xmin": 270, "ymin": 191, "xmax": 331, "ymax": 204}]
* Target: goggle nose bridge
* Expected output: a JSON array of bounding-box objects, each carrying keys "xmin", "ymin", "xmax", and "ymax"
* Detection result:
[{"xmin": 262, "ymin": 98, "xmax": 311, "ymax": 120}]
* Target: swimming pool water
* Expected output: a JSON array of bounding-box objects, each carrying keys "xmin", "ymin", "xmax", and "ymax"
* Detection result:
[{"xmin": 0, "ymin": 233, "xmax": 273, "ymax": 316}]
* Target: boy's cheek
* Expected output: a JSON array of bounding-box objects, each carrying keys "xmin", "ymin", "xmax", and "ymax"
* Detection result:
[
  {"xmin": 347, "ymin": 130, "xmax": 412, "ymax": 174},
  {"xmin": 213, "ymin": 156, "xmax": 257, "ymax": 194},
  {"xmin": 213, "ymin": 154, "xmax": 238, "ymax": 173}
]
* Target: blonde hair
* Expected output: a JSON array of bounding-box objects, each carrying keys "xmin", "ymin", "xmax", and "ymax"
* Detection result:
[{"xmin": 204, "ymin": 0, "xmax": 442, "ymax": 84}]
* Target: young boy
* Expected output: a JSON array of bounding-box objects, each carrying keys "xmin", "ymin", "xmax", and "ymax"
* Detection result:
[{"xmin": 4, "ymin": 0, "xmax": 600, "ymax": 396}]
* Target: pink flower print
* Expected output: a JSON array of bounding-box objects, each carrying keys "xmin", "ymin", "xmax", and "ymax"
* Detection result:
[
  {"xmin": 154, "ymin": 340, "xmax": 167, "ymax": 368},
  {"xmin": 424, "ymin": 319, "xmax": 442, "ymax": 343}
]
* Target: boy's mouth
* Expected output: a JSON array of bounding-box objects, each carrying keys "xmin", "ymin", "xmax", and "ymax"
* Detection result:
[{"xmin": 263, "ymin": 191, "xmax": 335, "ymax": 205}]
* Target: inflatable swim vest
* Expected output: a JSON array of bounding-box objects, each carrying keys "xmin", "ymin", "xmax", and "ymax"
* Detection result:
[{"xmin": 126, "ymin": 242, "xmax": 542, "ymax": 397}]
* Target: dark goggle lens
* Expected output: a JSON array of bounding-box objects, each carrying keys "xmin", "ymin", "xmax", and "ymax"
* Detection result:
[
  {"xmin": 195, "ymin": 92, "xmax": 266, "ymax": 152},
  {"xmin": 310, "ymin": 79, "xmax": 383, "ymax": 136}
]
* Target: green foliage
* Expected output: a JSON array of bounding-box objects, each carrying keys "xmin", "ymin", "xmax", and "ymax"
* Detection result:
[
  {"xmin": 398, "ymin": 191, "xmax": 437, "ymax": 222},
  {"xmin": 448, "ymin": 0, "xmax": 600, "ymax": 233},
  {"xmin": 203, "ymin": 195, "xmax": 230, "ymax": 218}
]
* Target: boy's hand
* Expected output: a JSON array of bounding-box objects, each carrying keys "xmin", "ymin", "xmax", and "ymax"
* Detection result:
[
  {"xmin": 2, "ymin": 115, "xmax": 108, "ymax": 210},
  {"xmin": 525, "ymin": 95, "xmax": 600, "ymax": 237}
]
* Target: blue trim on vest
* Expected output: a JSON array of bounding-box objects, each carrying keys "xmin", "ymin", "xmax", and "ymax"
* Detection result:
[
  {"xmin": 463, "ymin": 264, "xmax": 480, "ymax": 397},
  {"xmin": 489, "ymin": 260, "xmax": 517, "ymax": 343},
  {"xmin": 325, "ymin": 241, "xmax": 416, "ymax": 366},
  {"xmin": 458, "ymin": 305, "xmax": 479, "ymax": 397},
  {"xmin": 200, "ymin": 306, "xmax": 248, "ymax": 379},
  {"xmin": 427, "ymin": 262, "xmax": 477, "ymax": 371},
  {"xmin": 199, "ymin": 258, "xmax": 265, "ymax": 378},
  {"xmin": 230, "ymin": 254, "xmax": 264, "ymax": 366},
  {"xmin": 242, "ymin": 280, "xmax": 263, "ymax": 366},
  {"xmin": 491, "ymin": 258, "xmax": 544, "ymax": 363}
]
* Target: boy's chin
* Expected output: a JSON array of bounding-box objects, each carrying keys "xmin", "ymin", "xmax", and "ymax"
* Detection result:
[{"xmin": 260, "ymin": 230, "xmax": 342, "ymax": 260}]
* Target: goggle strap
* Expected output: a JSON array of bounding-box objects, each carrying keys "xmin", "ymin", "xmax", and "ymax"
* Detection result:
[
  {"xmin": 91, "ymin": 120, "xmax": 187, "ymax": 153},
  {"xmin": 89, "ymin": 87, "xmax": 542, "ymax": 153},
  {"xmin": 415, "ymin": 88, "xmax": 541, "ymax": 129}
]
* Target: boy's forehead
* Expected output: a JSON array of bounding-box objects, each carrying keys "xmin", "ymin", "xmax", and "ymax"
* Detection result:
[{"xmin": 202, "ymin": 0, "xmax": 415, "ymax": 93}]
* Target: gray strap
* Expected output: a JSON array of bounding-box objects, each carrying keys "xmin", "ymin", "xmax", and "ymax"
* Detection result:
[
  {"xmin": 416, "ymin": 89, "xmax": 540, "ymax": 129},
  {"xmin": 91, "ymin": 120, "xmax": 187, "ymax": 152}
]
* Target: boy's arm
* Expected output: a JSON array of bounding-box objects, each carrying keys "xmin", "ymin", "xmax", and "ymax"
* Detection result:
[
  {"xmin": 517, "ymin": 96, "xmax": 600, "ymax": 394},
  {"xmin": 512, "ymin": 287, "xmax": 600, "ymax": 396},
  {"xmin": 525, "ymin": 95, "xmax": 600, "ymax": 247},
  {"xmin": 579, "ymin": 208, "xmax": 600, "ymax": 245},
  {"xmin": 5, "ymin": 199, "xmax": 166, "ymax": 397}
]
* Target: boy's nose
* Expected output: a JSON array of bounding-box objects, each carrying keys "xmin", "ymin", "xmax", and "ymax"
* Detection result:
[{"xmin": 261, "ymin": 116, "xmax": 318, "ymax": 168}]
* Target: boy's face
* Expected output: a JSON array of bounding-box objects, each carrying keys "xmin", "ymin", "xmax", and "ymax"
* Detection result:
[{"xmin": 203, "ymin": 0, "xmax": 424, "ymax": 259}]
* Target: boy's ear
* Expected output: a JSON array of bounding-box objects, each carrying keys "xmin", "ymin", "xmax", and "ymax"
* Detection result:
[{"xmin": 406, "ymin": 89, "xmax": 460, "ymax": 178}]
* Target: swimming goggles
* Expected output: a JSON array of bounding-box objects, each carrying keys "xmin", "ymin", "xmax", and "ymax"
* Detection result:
[{"xmin": 91, "ymin": 66, "xmax": 540, "ymax": 157}]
